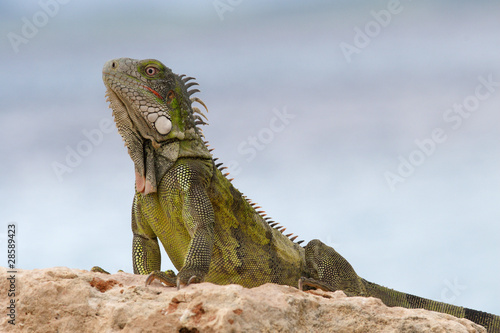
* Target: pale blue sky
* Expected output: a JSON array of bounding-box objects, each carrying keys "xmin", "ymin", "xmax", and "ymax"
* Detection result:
[{"xmin": 1, "ymin": 0, "xmax": 499, "ymax": 315}]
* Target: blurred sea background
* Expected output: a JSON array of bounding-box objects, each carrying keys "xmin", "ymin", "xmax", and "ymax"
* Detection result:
[{"xmin": 1, "ymin": 0, "xmax": 499, "ymax": 314}]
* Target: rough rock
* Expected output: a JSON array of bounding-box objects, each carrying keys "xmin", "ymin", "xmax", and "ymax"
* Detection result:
[{"xmin": 0, "ymin": 267, "xmax": 486, "ymax": 333}]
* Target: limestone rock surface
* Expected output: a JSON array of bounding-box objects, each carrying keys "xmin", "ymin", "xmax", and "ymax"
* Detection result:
[{"xmin": 0, "ymin": 267, "xmax": 486, "ymax": 333}]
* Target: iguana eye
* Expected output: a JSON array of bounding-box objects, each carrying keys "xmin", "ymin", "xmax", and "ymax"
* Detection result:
[{"xmin": 145, "ymin": 66, "xmax": 159, "ymax": 76}]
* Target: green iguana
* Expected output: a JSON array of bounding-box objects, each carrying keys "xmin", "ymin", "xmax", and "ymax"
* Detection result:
[{"xmin": 96, "ymin": 57, "xmax": 499, "ymax": 332}]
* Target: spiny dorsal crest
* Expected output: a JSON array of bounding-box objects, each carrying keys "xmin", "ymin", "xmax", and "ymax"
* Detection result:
[{"xmin": 179, "ymin": 74, "xmax": 209, "ymax": 131}]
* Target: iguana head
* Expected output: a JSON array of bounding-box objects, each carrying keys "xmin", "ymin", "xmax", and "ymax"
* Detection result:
[{"xmin": 102, "ymin": 58, "xmax": 209, "ymax": 194}]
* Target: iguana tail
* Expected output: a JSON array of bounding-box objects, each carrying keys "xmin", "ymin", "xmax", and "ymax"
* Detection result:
[
  {"xmin": 303, "ymin": 240, "xmax": 499, "ymax": 332},
  {"xmin": 362, "ymin": 279, "xmax": 500, "ymax": 332}
]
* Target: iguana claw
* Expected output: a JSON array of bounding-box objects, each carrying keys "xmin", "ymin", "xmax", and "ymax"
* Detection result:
[
  {"xmin": 176, "ymin": 275, "xmax": 200, "ymax": 290},
  {"xmin": 145, "ymin": 274, "xmax": 158, "ymax": 287},
  {"xmin": 187, "ymin": 275, "xmax": 199, "ymax": 286},
  {"xmin": 145, "ymin": 270, "xmax": 177, "ymax": 287}
]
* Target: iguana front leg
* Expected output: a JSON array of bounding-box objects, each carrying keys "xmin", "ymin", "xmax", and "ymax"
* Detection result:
[
  {"xmin": 130, "ymin": 192, "xmax": 178, "ymax": 287},
  {"xmin": 147, "ymin": 162, "xmax": 215, "ymax": 288},
  {"xmin": 131, "ymin": 193, "xmax": 163, "ymax": 274}
]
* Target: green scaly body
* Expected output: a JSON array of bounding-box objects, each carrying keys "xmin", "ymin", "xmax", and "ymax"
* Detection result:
[{"xmin": 99, "ymin": 58, "xmax": 499, "ymax": 332}]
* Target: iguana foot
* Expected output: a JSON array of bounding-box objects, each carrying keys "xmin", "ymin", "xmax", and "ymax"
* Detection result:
[
  {"xmin": 145, "ymin": 270, "xmax": 177, "ymax": 287},
  {"xmin": 91, "ymin": 266, "xmax": 110, "ymax": 274},
  {"xmin": 298, "ymin": 277, "xmax": 336, "ymax": 292},
  {"xmin": 175, "ymin": 266, "xmax": 205, "ymax": 289},
  {"xmin": 302, "ymin": 239, "xmax": 367, "ymax": 297},
  {"xmin": 299, "ymin": 277, "xmax": 359, "ymax": 296}
]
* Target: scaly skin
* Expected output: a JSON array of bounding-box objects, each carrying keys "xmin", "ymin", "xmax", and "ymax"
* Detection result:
[{"xmin": 99, "ymin": 58, "xmax": 499, "ymax": 332}]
